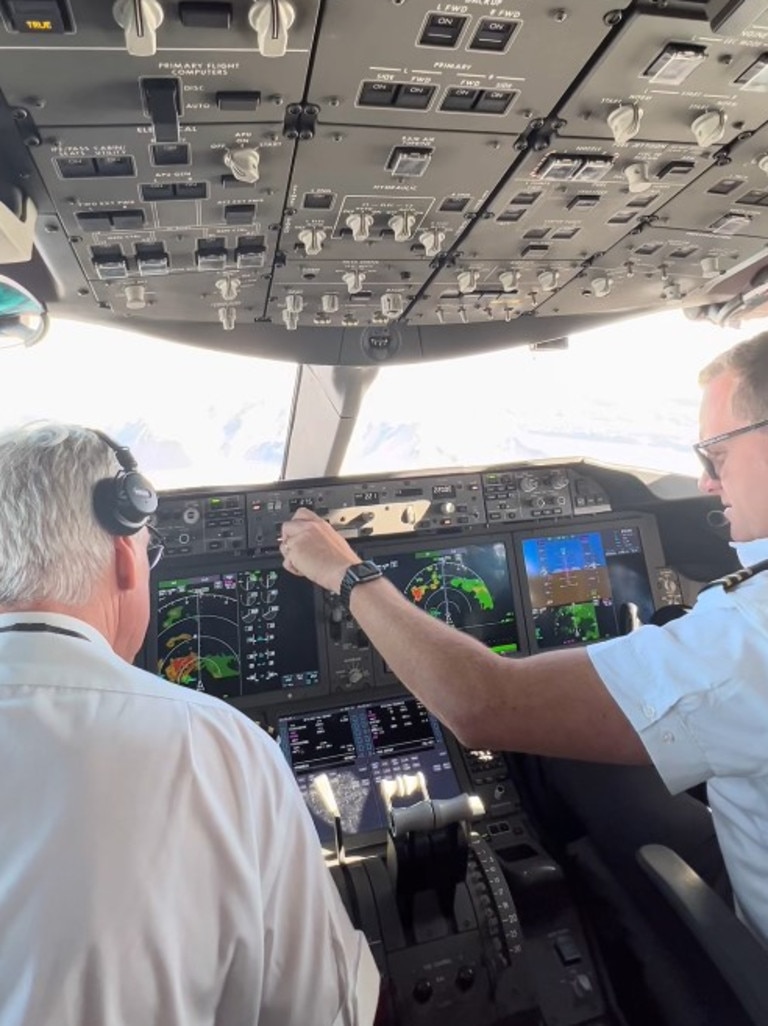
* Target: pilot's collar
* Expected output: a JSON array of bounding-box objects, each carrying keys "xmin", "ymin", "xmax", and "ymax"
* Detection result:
[{"xmin": 731, "ymin": 538, "xmax": 768, "ymax": 568}]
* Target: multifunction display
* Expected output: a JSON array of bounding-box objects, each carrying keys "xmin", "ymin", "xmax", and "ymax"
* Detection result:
[
  {"xmin": 154, "ymin": 566, "xmax": 321, "ymax": 699},
  {"xmin": 522, "ymin": 525, "xmax": 655, "ymax": 649},
  {"xmin": 277, "ymin": 697, "xmax": 461, "ymax": 845},
  {"xmin": 375, "ymin": 540, "xmax": 519, "ymax": 654}
]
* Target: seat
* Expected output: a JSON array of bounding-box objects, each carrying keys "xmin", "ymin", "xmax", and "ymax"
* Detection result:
[{"xmin": 637, "ymin": 844, "xmax": 768, "ymax": 1026}]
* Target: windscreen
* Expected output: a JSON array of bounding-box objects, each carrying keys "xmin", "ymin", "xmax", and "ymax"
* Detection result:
[
  {"xmin": 153, "ymin": 566, "xmax": 321, "ymax": 699},
  {"xmin": 521, "ymin": 524, "xmax": 655, "ymax": 649}
]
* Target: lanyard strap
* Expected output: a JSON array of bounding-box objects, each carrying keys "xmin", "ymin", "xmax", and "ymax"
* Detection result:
[{"xmin": 0, "ymin": 622, "xmax": 89, "ymax": 641}]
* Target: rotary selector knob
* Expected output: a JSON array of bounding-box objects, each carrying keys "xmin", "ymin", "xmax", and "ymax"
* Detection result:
[
  {"xmin": 113, "ymin": 0, "xmax": 164, "ymax": 57},
  {"xmin": 537, "ymin": 268, "xmax": 559, "ymax": 292},
  {"xmin": 457, "ymin": 269, "xmax": 479, "ymax": 294},
  {"xmin": 298, "ymin": 226, "xmax": 326, "ymax": 256},
  {"xmin": 346, "ymin": 211, "xmax": 374, "ymax": 241},
  {"xmin": 624, "ymin": 162, "xmax": 652, "ymax": 194},
  {"xmin": 342, "ymin": 270, "xmax": 366, "ymax": 295},
  {"xmin": 183, "ymin": 506, "xmax": 201, "ymax": 524},
  {"xmin": 439, "ymin": 501, "xmax": 456, "ymax": 515},
  {"xmin": 215, "ymin": 277, "xmax": 241, "ymax": 302},
  {"xmin": 223, "ymin": 147, "xmax": 260, "ymax": 184},
  {"xmin": 691, "ymin": 109, "xmax": 726, "ymax": 147},
  {"xmin": 418, "ymin": 228, "xmax": 445, "ymax": 258},
  {"xmin": 248, "ymin": 0, "xmax": 295, "ymax": 58},
  {"xmin": 590, "ymin": 275, "xmax": 612, "ymax": 298},
  {"xmin": 124, "ymin": 284, "xmax": 147, "ymax": 310},
  {"xmin": 549, "ymin": 470, "xmax": 569, "ymax": 490},
  {"xmin": 388, "ymin": 211, "xmax": 417, "ymax": 241},
  {"xmin": 607, "ymin": 103, "xmax": 643, "ymax": 146},
  {"xmin": 499, "ymin": 269, "xmax": 520, "ymax": 293},
  {"xmin": 519, "ymin": 474, "xmax": 539, "ymax": 493}
]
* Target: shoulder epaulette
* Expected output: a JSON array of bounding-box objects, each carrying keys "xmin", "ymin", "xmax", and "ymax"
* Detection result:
[{"xmin": 699, "ymin": 557, "xmax": 768, "ymax": 593}]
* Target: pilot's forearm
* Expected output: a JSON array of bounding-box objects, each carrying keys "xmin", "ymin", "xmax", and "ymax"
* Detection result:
[
  {"xmin": 279, "ymin": 508, "xmax": 647, "ymax": 763},
  {"xmin": 346, "ymin": 575, "xmax": 648, "ymax": 764}
]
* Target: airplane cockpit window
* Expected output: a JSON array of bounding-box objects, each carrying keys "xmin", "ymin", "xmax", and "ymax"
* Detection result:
[
  {"xmin": 0, "ymin": 317, "xmax": 296, "ymax": 488},
  {"xmin": 344, "ymin": 308, "xmax": 754, "ymax": 479},
  {"xmin": 0, "ymin": 307, "xmax": 750, "ymax": 487}
]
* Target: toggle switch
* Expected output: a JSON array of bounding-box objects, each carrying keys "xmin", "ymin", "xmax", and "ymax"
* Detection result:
[{"xmin": 141, "ymin": 78, "xmax": 180, "ymax": 143}]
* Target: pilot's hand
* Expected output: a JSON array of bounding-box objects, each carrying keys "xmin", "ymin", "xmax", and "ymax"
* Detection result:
[{"xmin": 279, "ymin": 507, "xmax": 359, "ymax": 593}]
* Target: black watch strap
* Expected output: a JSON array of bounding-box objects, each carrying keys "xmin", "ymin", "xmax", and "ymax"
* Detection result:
[{"xmin": 339, "ymin": 560, "xmax": 383, "ymax": 610}]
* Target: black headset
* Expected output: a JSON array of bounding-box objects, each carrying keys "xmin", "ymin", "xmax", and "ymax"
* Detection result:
[{"xmin": 91, "ymin": 430, "xmax": 158, "ymax": 536}]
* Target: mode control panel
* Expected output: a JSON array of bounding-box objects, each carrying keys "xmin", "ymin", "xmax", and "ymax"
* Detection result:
[
  {"xmin": 154, "ymin": 463, "xmax": 615, "ymax": 561},
  {"xmin": 246, "ymin": 472, "xmax": 488, "ymax": 550}
]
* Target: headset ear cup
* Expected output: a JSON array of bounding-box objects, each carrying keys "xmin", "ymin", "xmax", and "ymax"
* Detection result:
[
  {"xmin": 93, "ymin": 477, "xmax": 128, "ymax": 536},
  {"xmin": 91, "ymin": 431, "xmax": 158, "ymax": 536}
]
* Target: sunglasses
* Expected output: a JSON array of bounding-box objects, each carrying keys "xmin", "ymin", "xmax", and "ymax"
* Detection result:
[
  {"xmin": 146, "ymin": 523, "xmax": 165, "ymax": 570},
  {"xmin": 693, "ymin": 417, "xmax": 768, "ymax": 480}
]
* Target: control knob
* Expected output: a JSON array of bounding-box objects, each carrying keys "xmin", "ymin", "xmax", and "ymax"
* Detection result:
[
  {"xmin": 498, "ymin": 269, "xmax": 520, "ymax": 293},
  {"xmin": 124, "ymin": 284, "xmax": 147, "ymax": 310},
  {"xmin": 439, "ymin": 501, "xmax": 456, "ymax": 515},
  {"xmin": 215, "ymin": 277, "xmax": 241, "ymax": 302},
  {"xmin": 691, "ymin": 109, "xmax": 726, "ymax": 147},
  {"xmin": 607, "ymin": 102, "xmax": 643, "ymax": 146},
  {"xmin": 519, "ymin": 474, "xmax": 539, "ymax": 493},
  {"xmin": 418, "ymin": 228, "xmax": 445, "ymax": 258},
  {"xmin": 346, "ymin": 211, "xmax": 374, "ymax": 242},
  {"xmin": 388, "ymin": 211, "xmax": 417, "ymax": 242},
  {"xmin": 223, "ymin": 147, "xmax": 260, "ymax": 184},
  {"xmin": 457, "ymin": 269, "xmax": 479, "ymax": 294},
  {"xmin": 342, "ymin": 270, "xmax": 366, "ymax": 295},
  {"xmin": 321, "ymin": 293, "xmax": 340, "ymax": 313},
  {"xmin": 248, "ymin": 0, "xmax": 295, "ymax": 58},
  {"xmin": 298, "ymin": 226, "xmax": 326, "ymax": 256},
  {"xmin": 113, "ymin": 0, "xmax": 164, "ymax": 57},
  {"xmin": 548, "ymin": 469, "xmax": 569, "ymax": 490}
]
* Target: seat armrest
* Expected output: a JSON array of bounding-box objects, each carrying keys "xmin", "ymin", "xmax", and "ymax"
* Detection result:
[{"xmin": 637, "ymin": 843, "xmax": 768, "ymax": 1026}]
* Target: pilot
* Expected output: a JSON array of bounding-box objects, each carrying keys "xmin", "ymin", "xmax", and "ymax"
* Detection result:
[
  {"xmin": 0, "ymin": 422, "xmax": 379, "ymax": 1026},
  {"xmin": 280, "ymin": 329, "xmax": 768, "ymax": 1019}
]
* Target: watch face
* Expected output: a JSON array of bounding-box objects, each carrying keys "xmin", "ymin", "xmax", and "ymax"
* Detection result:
[{"xmin": 354, "ymin": 561, "xmax": 381, "ymax": 581}]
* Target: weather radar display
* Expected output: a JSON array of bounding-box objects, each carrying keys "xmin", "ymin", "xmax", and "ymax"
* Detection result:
[
  {"xmin": 377, "ymin": 541, "xmax": 519, "ymax": 654},
  {"xmin": 154, "ymin": 567, "xmax": 321, "ymax": 699}
]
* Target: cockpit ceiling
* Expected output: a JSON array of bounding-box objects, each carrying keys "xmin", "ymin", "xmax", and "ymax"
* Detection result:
[{"xmin": 2, "ymin": 0, "xmax": 768, "ymax": 365}]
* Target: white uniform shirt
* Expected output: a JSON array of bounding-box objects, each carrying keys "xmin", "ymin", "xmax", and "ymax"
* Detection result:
[
  {"xmin": 0, "ymin": 612, "xmax": 379, "ymax": 1026},
  {"xmin": 587, "ymin": 540, "xmax": 768, "ymax": 948}
]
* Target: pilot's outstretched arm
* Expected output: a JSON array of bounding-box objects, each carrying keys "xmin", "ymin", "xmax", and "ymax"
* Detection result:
[{"xmin": 279, "ymin": 508, "xmax": 648, "ymax": 765}]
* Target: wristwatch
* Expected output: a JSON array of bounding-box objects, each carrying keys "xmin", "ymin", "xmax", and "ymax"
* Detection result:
[{"xmin": 339, "ymin": 560, "xmax": 383, "ymax": 610}]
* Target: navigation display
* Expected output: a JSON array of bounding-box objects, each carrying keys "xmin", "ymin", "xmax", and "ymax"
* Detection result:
[
  {"xmin": 521, "ymin": 524, "xmax": 656, "ymax": 649},
  {"xmin": 374, "ymin": 540, "xmax": 519, "ymax": 654},
  {"xmin": 153, "ymin": 566, "xmax": 321, "ymax": 700},
  {"xmin": 277, "ymin": 696, "xmax": 461, "ymax": 846}
]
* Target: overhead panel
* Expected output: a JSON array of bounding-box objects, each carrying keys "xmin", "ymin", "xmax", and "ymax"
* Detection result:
[
  {"xmin": 651, "ymin": 120, "xmax": 768, "ymax": 236},
  {"xmin": 459, "ymin": 136, "xmax": 712, "ymax": 265},
  {"xmin": 0, "ymin": 0, "xmax": 320, "ymax": 126},
  {"xmin": 308, "ymin": 0, "xmax": 620, "ymax": 135},
  {"xmin": 558, "ymin": 4, "xmax": 768, "ymax": 145},
  {"xmin": 535, "ymin": 221, "xmax": 765, "ymax": 318}
]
